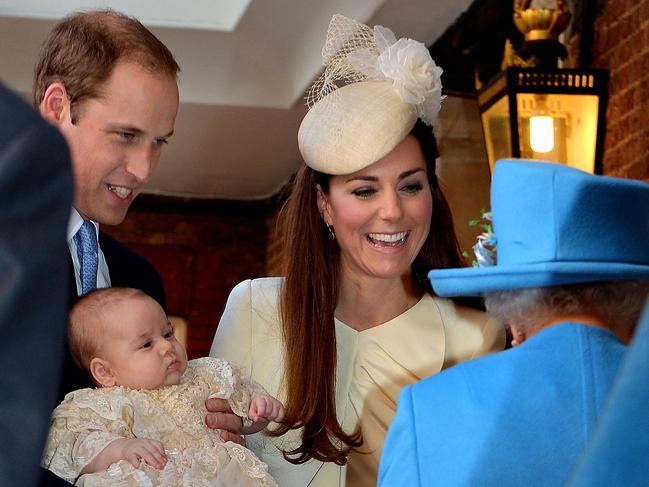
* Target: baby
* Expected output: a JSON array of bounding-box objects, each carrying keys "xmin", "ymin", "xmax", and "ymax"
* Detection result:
[{"xmin": 42, "ymin": 287, "xmax": 283, "ymax": 486}]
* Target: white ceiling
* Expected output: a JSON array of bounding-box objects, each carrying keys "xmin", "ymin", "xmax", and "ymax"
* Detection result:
[
  {"xmin": 0, "ymin": 0, "xmax": 252, "ymax": 31},
  {"xmin": 0, "ymin": 0, "xmax": 474, "ymax": 200}
]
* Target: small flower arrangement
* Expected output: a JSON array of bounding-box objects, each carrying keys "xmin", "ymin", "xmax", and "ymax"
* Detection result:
[
  {"xmin": 345, "ymin": 21, "xmax": 445, "ymax": 126},
  {"xmin": 462, "ymin": 209, "xmax": 497, "ymax": 267},
  {"xmin": 374, "ymin": 27, "xmax": 444, "ymax": 125}
]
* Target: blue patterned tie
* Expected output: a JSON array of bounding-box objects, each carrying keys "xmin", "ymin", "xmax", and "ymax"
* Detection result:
[{"xmin": 74, "ymin": 221, "xmax": 98, "ymax": 295}]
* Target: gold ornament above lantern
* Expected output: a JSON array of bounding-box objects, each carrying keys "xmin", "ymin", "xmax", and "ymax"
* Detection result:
[{"xmin": 513, "ymin": 0, "xmax": 571, "ymax": 42}]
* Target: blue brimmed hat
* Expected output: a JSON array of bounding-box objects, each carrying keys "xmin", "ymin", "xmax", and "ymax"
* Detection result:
[{"xmin": 429, "ymin": 160, "xmax": 649, "ymax": 297}]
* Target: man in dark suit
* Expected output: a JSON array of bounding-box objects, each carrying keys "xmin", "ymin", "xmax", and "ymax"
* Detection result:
[
  {"xmin": 33, "ymin": 9, "xmax": 180, "ymax": 398},
  {"xmin": 0, "ymin": 81, "xmax": 73, "ymax": 487},
  {"xmin": 34, "ymin": 11, "xmax": 242, "ymax": 485}
]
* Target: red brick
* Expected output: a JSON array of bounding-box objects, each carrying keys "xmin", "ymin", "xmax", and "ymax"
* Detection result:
[
  {"xmin": 604, "ymin": 121, "xmax": 620, "ymax": 149},
  {"xmin": 102, "ymin": 200, "xmax": 273, "ymax": 358},
  {"xmin": 620, "ymin": 89, "xmax": 636, "ymax": 113},
  {"xmin": 606, "ymin": 93, "xmax": 621, "ymax": 122},
  {"xmin": 606, "ymin": 20, "xmax": 625, "ymax": 48},
  {"xmin": 642, "ymin": 2, "xmax": 649, "ymax": 25},
  {"xmin": 617, "ymin": 114, "xmax": 633, "ymax": 143},
  {"xmin": 641, "ymin": 49, "xmax": 649, "ymax": 76},
  {"xmin": 628, "ymin": 60, "xmax": 644, "ymax": 87},
  {"xmin": 626, "ymin": 5, "xmax": 642, "ymax": 32},
  {"xmin": 607, "ymin": 0, "xmax": 637, "ymax": 19},
  {"xmin": 633, "ymin": 131, "xmax": 649, "ymax": 156},
  {"xmin": 188, "ymin": 340, "xmax": 213, "ymax": 360},
  {"xmin": 602, "ymin": 142, "xmax": 621, "ymax": 173},
  {"xmin": 634, "ymin": 81, "xmax": 647, "ymax": 107},
  {"xmin": 601, "ymin": 1, "xmax": 618, "ymax": 20},
  {"xmin": 137, "ymin": 245, "xmax": 194, "ymax": 316},
  {"xmin": 609, "ymin": 64, "xmax": 631, "ymax": 95},
  {"xmin": 617, "ymin": 158, "xmax": 649, "ymax": 179}
]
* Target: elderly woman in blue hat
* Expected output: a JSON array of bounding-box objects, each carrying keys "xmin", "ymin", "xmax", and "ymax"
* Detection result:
[{"xmin": 378, "ymin": 159, "xmax": 649, "ymax": 487}]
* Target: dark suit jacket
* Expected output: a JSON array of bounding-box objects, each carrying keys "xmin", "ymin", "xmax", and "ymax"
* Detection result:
[
  {"xmin": 58, "ymin": 231, "xmax": 167, "ymax": 398},
  {"xmin": 0, "ymin": 82, "xmax": 74, "ymax": 487}
]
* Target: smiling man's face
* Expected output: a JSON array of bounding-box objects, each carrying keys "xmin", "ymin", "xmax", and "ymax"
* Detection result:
[{"xmin": 56, "ymin": 60, "xmax": 179, "ymax": 225}]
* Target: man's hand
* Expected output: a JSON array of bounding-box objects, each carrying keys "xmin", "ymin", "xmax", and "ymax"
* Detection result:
[{"xmin": 205, "ymin": 397, "xmax": 246, "ymax": 445}]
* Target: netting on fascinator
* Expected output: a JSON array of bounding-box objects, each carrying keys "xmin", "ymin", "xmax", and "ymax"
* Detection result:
[
  {"xmin": 306, "ymin": 14, "xmax": 445, "ymax": 126},
  {"xmin": 298, "ymin": 14, "xmax": 445, "ymax": 174}
]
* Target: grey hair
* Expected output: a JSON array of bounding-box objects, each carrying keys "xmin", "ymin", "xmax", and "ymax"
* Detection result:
[{"xmin": 484, "ymin": 280, "xmax": 649, "ymax": 337}]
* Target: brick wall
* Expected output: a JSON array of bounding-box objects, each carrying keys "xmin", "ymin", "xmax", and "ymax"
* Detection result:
[
  {"xmin": 104, "ymin": 197, "xmax": 272, "ymax": 358},
  {"xmin": 591, "ymin": 0, "xmax": 649, "ymax": 179}
]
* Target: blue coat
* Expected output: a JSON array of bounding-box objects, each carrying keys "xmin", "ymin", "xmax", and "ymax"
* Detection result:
[
  {"xmin": 379, "ymin": 323, "xmax": 626, "ymax": 487},
  {"xmin": 568, "ymin": 303, "xmax": 649, "ymax": 486}
]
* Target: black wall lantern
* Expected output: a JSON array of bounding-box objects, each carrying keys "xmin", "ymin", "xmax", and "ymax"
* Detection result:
[{"xmin": 477, "ymin": 0, "xmax": 609, "ymax": 174}]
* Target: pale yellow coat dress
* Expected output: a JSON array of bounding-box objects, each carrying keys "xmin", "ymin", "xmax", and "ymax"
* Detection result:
[{"xmin": 210, "ymin": 278, "xmax": 505, "ymax": 487}]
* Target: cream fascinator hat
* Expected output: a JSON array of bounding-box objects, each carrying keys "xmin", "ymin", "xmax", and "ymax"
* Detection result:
[{"xmin": 298, "ymin": 14, "xmax": 444, "ymax": 175}]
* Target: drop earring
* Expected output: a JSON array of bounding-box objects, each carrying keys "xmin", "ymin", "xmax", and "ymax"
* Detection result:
[
  {"xmin": 325, "ymin": 222, "xmax": 336, "ymax": 240},
  {"xmin": 510, "ymin": 330, "xmax": 525, "ymax": 347}
]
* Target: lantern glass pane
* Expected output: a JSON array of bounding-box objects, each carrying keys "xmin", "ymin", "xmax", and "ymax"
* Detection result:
[
  {"xmin": 516, "ymin": 93, "xmax": 600, "ymax": 173},
  {"xmin": 481, "ymin": 95, "xmax": 511, "ymax": 172}
]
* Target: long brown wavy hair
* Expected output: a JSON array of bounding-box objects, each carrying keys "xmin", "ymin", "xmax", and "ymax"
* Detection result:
[{"xmin": 270, "ymin": 120, "xmax": 464, "ymax": 464}]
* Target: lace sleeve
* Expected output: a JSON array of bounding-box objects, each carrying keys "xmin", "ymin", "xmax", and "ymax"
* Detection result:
[
  {"xmin": 228, "ymin": 362, "xmax": 270, "ymax": 427},
  {"xmin": 41, "ymin": 390, "xmax": 135, "ymax": 482},
  {"xmin": 191, "ymin": 357, "xmax": 269, "ymax": 427}
]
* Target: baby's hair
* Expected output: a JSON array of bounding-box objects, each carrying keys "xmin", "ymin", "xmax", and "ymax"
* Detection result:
[{"xmin": 68, "ymin": 287, "xmax": 149, "ymax": 376}]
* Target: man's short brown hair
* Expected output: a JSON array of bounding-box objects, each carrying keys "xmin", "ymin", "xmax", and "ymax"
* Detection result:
[{"xmin": 33, "ymin": 9, "xmax": 180, "ymax": 119}]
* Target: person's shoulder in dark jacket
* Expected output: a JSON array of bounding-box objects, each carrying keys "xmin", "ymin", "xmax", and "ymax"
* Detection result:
[{"xmin": 99, "ymin": 231, "xmax": 167, "ymax": 311}]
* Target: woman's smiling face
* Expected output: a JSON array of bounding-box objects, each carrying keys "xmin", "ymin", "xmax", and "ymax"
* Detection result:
[{"xmin": 319, "ymin": 135, "xmax": 433, "ymax": 282}]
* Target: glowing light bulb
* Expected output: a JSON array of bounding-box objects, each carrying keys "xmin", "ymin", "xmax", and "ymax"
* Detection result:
[{"xmin": 529, "ymin": 115, "xmax": 555, "ymax": 153}]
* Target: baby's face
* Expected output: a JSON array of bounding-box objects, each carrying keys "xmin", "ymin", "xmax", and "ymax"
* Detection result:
[{"xmin": 100, "ymin": 295, "xmax": 188, "ymax": 390}]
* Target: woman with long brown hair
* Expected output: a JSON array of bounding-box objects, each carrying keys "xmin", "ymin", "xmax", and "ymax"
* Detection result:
[{"xmin": 209, "ymin": 15, "xmax": 505, "ymax": 487}]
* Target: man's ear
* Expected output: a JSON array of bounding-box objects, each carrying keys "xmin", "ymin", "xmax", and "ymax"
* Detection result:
[
  {"xmin": 39, "ymin": 83, "xmax": 70, "ymax": 125},
  {"xmin": 89, "ymin": 358, "xmax": 117, "ymax": 388},
  {"xmin": 315, "ymin": 184, "xmax": 332, "ymax": 226}
]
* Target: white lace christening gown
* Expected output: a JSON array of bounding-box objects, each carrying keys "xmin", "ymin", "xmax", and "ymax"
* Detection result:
[{"xmin": 42, "ymin": 357, "xmax": 278, "ymax": 487}]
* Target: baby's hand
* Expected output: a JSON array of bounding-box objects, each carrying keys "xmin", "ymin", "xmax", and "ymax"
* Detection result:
[
  {"xmin": 248, "ymin": 394, "xmax": 285, "ymax": 424},
  {"xmin": 119, "ymin": 438, "xmax": 167, "ymax": 470}
]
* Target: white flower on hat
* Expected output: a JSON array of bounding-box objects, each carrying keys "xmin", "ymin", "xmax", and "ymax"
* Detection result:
[
  {"xmin": 300, "ymin": 14, "xmax": 448, "ymax": 174},
  {"xmin": 377, "ymin": 37, "xmax": 444, "ymax": 125},
  {"xmin": 346, "ymin": 24, "xmax": 444, "ymax": 126}
]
